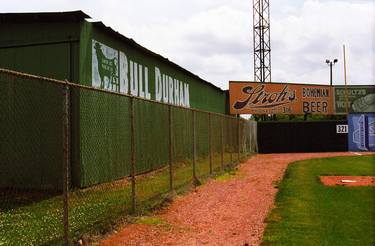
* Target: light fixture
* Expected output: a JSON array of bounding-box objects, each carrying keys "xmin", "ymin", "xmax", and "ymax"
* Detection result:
[{"xmin": 325, "ymin": 59, "xmax": 338, "ymax": 86}]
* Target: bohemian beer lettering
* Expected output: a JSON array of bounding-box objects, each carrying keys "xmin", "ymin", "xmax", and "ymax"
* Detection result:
[
  {"xmin": 302, "ymin": 87, "xmax": 329, "ymax": 113},
  {"xmin": 302, "ymin": 88, "xmax": 329, "ymax": 98},
  {"xmin": 302, "ymin": 101, "xmax": 328, "ymax": 113}
]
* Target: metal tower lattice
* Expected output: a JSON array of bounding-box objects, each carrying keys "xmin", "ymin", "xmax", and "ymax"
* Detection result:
[{"xmin": 253, "ymin": 0, "xmax": 271, "ymax": 83}]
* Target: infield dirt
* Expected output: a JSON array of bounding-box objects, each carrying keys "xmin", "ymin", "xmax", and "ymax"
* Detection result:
[{"xmin": 320, "ymin": 176, "xmax": 375, "ymax": 186}]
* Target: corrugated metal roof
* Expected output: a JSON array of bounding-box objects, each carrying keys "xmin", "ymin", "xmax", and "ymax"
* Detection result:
[
  {"xmin": 0, "ymin": 10, "xmax": 89, "ymax": 23},
  {"xmin": 92, "ymin": 21, "xmax": 224, "ymax": 92},
  {"xmin": 0, "ymin": 11, "xmax": 224, "ymax": 92}
]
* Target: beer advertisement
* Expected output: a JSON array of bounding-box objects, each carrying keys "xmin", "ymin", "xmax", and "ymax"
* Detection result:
[
  {"xmin": 229, "ymin": 81, "xmax": 333, "ymax": 115},
  {"xmin": 333, "ymin": 86, "xmax": 375, "ymax": 114}
]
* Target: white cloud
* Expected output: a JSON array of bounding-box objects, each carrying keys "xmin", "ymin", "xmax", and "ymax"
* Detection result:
[
  {"xmin": 1, "ymin": 0, "xmax": 374, "ymax": 88},
  {"xmin": 272, "ymin": 0, "xmax": 375, "ymax": 85}
]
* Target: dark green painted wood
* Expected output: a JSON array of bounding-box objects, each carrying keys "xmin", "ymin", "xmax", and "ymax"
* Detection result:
[{"xmin": 0, "ymin": 15, "xmax": 232, "ymax": 189}]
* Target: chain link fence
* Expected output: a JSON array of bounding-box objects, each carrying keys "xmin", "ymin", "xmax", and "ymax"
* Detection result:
[{"xmin": 0, "ymin": 68, "xmax": 258, "ymax": 245}]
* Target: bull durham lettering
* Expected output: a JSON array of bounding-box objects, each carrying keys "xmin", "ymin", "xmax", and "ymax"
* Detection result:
[
  {"xmin": 92, "ymin": 39, "xmax": 190, "ymax": 108},
  {"xmin": 233, "ymin": 85, "xmax": 296, "ymax": 110}
]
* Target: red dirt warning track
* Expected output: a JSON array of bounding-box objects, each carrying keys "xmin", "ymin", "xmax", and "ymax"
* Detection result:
[{"xmin": 100, "ymin": 152, "xmax": 374, "ymax": 246}]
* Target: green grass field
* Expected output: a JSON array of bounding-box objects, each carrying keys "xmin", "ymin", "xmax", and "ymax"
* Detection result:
[
  {"xmin": 262, "ymin": 154, "xmax": 375, "ymax": 246},
  {"xmin": 0, "ymin": 152, "xmax": 249, "ymax": 245}
]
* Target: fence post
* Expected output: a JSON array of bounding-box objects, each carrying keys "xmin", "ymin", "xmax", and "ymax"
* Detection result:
[
  {"xmin": 230, "ymin": 148, "xmax": 233, "ymax": 165},
  {"xmin": 230, "ymin": 118, "xmax": 233, "ymax": 165},
  {"xmin": 220, "ymin": 117, "xmax": 224, "ymax": 171},
  {"xmin": 192, "ymin": 110, "xmax": 198, "ymax": 185},
  {"xmin": 208, "ymin": 113, "xmax": 212, "ymax": 174},
  {"xmin": 62, "ymin": 83, "xmax": 70, "ymax": 246},
  {"xmin": 168, "ymin": 105, "xmax": 173, "ymax": 191},
  {"xmin": 238, "ymin": 118, "xmax": 241, "ymax": 162},
  {"xmin": 130, "ymin": 97, "xmax": 136, "ymax": 213}
]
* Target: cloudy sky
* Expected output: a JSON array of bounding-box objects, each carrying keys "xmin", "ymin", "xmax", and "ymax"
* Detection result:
[{"xmin": 2, "ymin": 0, "xmax": 374, "ymax": 89}]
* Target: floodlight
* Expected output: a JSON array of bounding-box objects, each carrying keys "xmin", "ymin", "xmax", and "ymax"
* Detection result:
[{"xmin": 325, "ymin": 58, "xmax": 338, "ymax": 86}]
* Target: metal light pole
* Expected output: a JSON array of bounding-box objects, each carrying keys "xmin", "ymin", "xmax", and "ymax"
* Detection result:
[{"xmin": 325, "ymin": 59, "xmax": 338, "ymax": 86}]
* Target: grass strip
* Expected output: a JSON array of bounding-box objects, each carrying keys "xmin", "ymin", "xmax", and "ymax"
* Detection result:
[
  {"xmin": 262, "ymin": 155, "xmax": 375, "ymax": 246},
  {"xmin": 0, "ymin": 152, "xmax": 252, "ymax": 245}
]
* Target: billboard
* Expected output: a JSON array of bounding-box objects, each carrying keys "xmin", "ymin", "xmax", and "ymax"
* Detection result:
[
  {"xmin": 91, "ymin": 40, "xmax": 191, "ymax": 108},
  {"xmin": 229, "ymin": 82, "xmax": 333, "ymax": 115},
  {"xmin": 348, "ymin": 113, "xmax": 375, "ymax": 151},
  {"xmin": 334, "ymin": 86, "xmax": 375, "ymax": 114}
]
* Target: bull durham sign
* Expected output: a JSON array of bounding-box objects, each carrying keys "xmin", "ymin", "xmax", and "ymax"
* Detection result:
[
  {"xmin": 92, "ymin": 40, "xmax": 190, "ymax": 108},
  {"xmin": 229, "ymin": 81, "xmax": 333, "ymax": 115}
]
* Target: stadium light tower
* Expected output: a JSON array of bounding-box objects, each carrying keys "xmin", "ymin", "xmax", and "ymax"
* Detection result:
[{"xmin": 253, "ymin": 0, "xmax": 271, "ymax": 83}]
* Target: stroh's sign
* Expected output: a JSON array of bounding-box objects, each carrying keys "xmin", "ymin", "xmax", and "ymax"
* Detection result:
[{"xmin": 229, "ymin": 82, "xmax": 333, "ymax": 115}]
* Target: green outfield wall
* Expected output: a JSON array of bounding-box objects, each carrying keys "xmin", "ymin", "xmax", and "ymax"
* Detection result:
[{"xmin": 0, "ymin": 11, "xmax": 238, "ymax": 189}]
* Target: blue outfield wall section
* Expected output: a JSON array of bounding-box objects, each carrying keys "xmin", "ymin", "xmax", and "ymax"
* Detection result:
[{"xmin": 348, "ymin": 113, "xmax": 375, "ymax": 152}]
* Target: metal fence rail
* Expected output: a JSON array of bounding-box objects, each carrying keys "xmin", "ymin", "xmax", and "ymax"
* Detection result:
[{"xmin": 0, "ymin": 68, "xmax": 258, "ymax": 245}]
